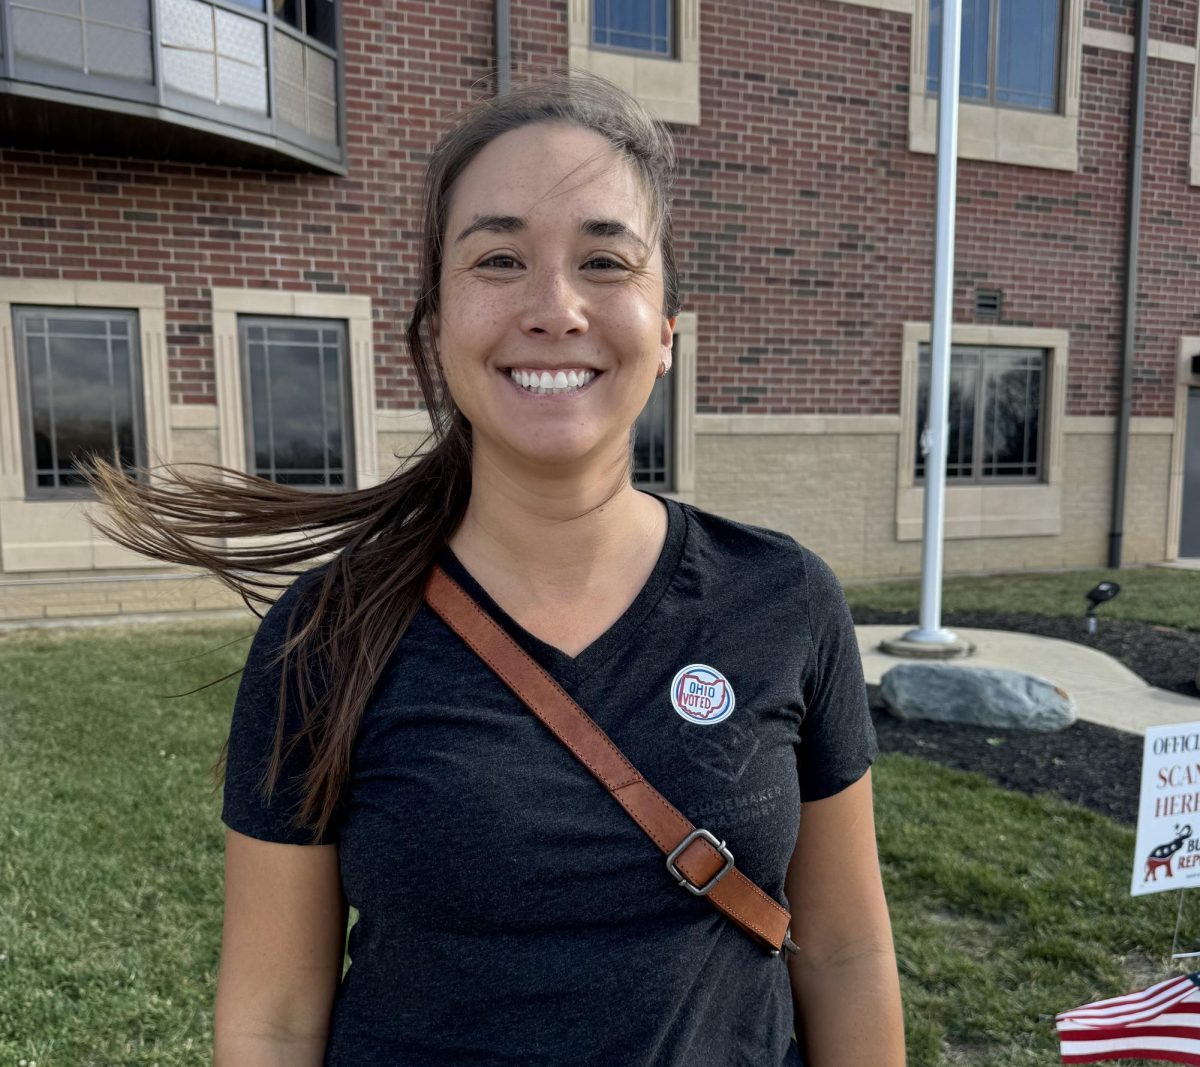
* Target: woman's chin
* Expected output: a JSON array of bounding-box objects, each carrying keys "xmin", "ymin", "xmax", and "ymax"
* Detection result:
[{"xmin": 482, "ymin": 432, "xmax": 621, "ymax": 477}]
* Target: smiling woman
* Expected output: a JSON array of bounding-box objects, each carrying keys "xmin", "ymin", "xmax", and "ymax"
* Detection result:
[{"xmin": 80, "ymin": 73, "xmax": 903, "ymax": 1067}]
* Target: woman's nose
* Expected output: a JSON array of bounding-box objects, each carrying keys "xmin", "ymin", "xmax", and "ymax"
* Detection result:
[{"xmin": 519, "ymin": 268, "xmax": 588, "ymax": 339}]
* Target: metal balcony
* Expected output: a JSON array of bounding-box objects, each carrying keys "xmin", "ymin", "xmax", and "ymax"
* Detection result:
[{"xmin": 0, "ymin": 0, "xmax": 344, "ymax": 173}]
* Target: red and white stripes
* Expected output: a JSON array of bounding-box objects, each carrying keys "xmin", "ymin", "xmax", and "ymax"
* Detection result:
[{"xmin": 1057, "ymin": 973, "xmax": 1200, "ymax": 1065}]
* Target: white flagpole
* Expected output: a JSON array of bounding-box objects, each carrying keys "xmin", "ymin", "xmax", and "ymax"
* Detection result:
[{"xmin": 903, "ymin": 0, "xmax": 963, "ymax": 647}]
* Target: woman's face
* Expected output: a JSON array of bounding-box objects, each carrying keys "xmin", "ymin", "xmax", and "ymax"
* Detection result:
[{"xmin": 437, "ymin": 121, "xmax": 674, "ymax": 479}]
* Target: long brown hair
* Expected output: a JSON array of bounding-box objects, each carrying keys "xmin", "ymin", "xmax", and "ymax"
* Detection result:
[{"xmin": 83, "ymin": 73, "xmax": 680, "ymax": 840}]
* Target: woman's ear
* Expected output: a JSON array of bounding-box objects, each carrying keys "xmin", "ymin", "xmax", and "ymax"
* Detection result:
[{"xmin": 659, "ymin": 315, "xmax": 676, "ymax": 374}]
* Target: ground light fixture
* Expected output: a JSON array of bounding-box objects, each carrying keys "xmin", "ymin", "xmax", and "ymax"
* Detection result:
[{"xmin": 1085, "ymin": 581, "xmax": 1120, "ymax": 634}]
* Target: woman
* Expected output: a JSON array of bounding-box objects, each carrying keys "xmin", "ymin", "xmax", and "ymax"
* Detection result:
[{"xmin": 88, "ymin": 75, "xmax": 904, "ymax": 1065}]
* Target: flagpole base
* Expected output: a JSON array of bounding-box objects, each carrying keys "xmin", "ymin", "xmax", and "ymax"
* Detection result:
[{"xmin": 880, "ymin": 630, "xmax": 974, "ymax": 660}]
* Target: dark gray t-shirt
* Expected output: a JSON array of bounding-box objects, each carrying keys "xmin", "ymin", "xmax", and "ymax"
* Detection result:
[{"xmin": 222, "ymin": 498, "xmax": 877, "ymax": 1066}]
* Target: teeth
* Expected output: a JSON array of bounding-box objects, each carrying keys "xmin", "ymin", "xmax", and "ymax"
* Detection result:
[{"xmin": 508, "ymin": 368, "xmax": 596, "ymax": 395}]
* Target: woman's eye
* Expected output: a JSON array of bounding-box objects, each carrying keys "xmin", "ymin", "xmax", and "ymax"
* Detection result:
[
  {"xmin": 478, "ymin": 254, "xmax": 521, "ymax": 270},
  {"xmin": 583, "ymin": 257, "xmax": 626, "ymax": 271}
]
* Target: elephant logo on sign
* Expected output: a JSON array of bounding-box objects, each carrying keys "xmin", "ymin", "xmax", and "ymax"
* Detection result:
[{"xmin": 1146, "ymin": 824, "xmax": 1192, "ymax": 882}]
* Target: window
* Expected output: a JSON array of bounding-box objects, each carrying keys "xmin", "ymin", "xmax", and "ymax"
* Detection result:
[
  {"xmin": 569, "ymin": 0, "xmax": 699, "ymax": 126},
  {"xmin": 915, "ymin": 345, "xmax": 1045, "ymax": 483},
  {"xmin": 272, "ymin": 0, "xmax": 337, "ymax": 48},
  {"xmin": 633, "ymin": 347, "xmax": 674, "ymax": 489},
  {"xmin": 592, "ymin": 0, "xmax": 672, "ymax": 56},
  {"xmin": 239, "ymin": 317, "xmax": 353, "ymax": 488},
  {"xmin": 927, "ymin": 0, "xmax": 1061, "ymax": 112},
  {"xmin": 13, "ymin": 307, "xmax": 146, "ymax": 497}
]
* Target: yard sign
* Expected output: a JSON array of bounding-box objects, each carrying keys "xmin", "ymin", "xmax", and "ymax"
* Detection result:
[{"xmin": 1133, "ymin": 721, "xmax": 1200, "ymax": 897}]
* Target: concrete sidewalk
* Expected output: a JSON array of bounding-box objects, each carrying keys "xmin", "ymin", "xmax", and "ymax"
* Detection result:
[{"xmin": 856, "ymin": 625, "xmax": 1200, "ymax": 735}]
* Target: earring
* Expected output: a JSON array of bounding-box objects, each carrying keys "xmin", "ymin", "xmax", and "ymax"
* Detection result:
[{"xmin": 656, "ymin": 361, "xmax": 668, "ymax": 379}]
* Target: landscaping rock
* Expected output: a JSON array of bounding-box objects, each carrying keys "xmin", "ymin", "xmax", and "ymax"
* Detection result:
[{"xmin": 880, "ymin": 662, "xmax": 1076, "ymax": 731}]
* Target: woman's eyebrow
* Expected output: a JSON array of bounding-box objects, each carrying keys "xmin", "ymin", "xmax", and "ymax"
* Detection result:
[
  {"xmin": 581, "ymin": 218, "xmax": 648, "ymax": 252},
  {"xmin": 454, "ymin": 214, "xmax": 648, "ymax": 253},
  {"xmin": 455, "ymin": 214, "xmax": 524, "ymax": 243}
]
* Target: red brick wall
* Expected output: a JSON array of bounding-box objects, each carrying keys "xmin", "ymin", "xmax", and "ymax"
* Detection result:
[
  {"xmin": 1132, "ymin": 53, "xmax": 1198, "ymax": 415},
  {"xmin": 1152, "ymin": 0, "xmax": 1196, "ymax": 46},
  {"xmin": 0, "ymin": 0, "xmax": 1193, "ymax": 421},
  {"xmin": 673, "ymin": 0, "xmax": 1191, "ymax": 418},
  {"xmin": 1089, "ymin": 0, "xmax": 1136, "ymax": 37}
]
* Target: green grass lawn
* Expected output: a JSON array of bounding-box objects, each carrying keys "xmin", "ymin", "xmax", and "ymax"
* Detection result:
[
  {"xmin": 0, "ymin": 618, "xmax": 1186, "ymax": 1064},
  {"xmin": 845, "ymin": 564, "xmax": 1200, "ymax": 630}
]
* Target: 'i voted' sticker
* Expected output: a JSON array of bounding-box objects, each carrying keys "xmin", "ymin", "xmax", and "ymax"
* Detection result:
[{"xmin": 669, "ymin": 664, "xmax": 735, "ymax": 725}]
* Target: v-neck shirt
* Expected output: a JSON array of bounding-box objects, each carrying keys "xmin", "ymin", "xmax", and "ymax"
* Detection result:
[
  {"xmin": 435, "ymin": 493, "xmax": 687, "ymax": 687},
  {"xmin": 222, "ymin": 498, "xmax": 877, "ymax": 1066}
]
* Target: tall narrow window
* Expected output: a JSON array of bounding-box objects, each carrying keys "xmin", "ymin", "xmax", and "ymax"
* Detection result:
[
  {"xmin": 916, "ymin": 345, "xmax": 1045, "ymax": 482},
  {"xmin": 14, "ymin": 307, "xmax": 145, "ymax": 497},
  {"xmin": 240, "ymin": 317, "xmax": 353, "ymax": 488},
  {"xmin": 592, "ymin": 0, "xmax": 672, "ymax": 56},
  {"xmin": 633, "ymin": 341, "xmax": 674, "ymax": 490},
  {"xmin": 927, "ymin": 0, "xmax": 1061, "ymax": 112}
]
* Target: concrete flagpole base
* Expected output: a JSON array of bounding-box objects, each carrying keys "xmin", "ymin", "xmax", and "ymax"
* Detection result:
[{"xmin": 879, "ymin": 632, "xmax": 976, "ymax": 659}]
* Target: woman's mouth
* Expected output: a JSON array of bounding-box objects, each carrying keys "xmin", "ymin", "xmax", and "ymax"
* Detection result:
[{"xmin": 507, "ymin": 368, "xmax": 597, "ymax": 396}]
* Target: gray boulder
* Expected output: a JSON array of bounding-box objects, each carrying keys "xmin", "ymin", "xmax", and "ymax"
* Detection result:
[{"xmin": 880, "ymin": 663, "xmax": 1076, "ymax": 732}]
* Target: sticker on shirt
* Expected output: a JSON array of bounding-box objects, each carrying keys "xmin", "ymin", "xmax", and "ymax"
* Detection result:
[{"xmin": 670, "ymin": 664, "xmax": 736, "ymax": 725}]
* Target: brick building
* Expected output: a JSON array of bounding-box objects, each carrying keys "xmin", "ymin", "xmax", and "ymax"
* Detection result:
[{"xmin": 2, "ymin": 0, "xmax": 1199, "ymax": 624}]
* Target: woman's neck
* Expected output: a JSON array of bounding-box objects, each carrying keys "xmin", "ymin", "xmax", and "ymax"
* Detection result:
[{"xmin": 447, "ymin": 450, "xmax": 667, "ymax": 604}]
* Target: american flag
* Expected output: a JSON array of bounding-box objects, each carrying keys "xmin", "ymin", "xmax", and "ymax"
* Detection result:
[{"xmin": 1057, "ymin": 973, "xmax": 1200, "ymax": 1064}]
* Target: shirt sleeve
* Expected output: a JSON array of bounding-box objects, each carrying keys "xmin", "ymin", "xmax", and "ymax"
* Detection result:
[
  {"xmin": 795, "ymin": 548, "xmax": 878, "ymax": 802},
  {"xmin": 221, "ymin": 572, "xmax": 340, "ymax": 845}
]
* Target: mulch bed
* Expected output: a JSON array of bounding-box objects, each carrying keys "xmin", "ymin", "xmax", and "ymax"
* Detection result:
[{"xmin": 853, "ymin": 610, "xmax": 1200, "ymax": 826}]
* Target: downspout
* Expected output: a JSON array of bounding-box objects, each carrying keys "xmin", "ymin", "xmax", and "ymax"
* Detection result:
[
  {"xmin": 1110, "ymin": 0, "xmax": 1150, "ymax": 568},
  {"xmin": 495, "ymin": 0, "xmax": 511, "ymax": 95}
]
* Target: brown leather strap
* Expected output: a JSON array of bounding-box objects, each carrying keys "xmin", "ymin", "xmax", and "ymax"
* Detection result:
[{"xmin": 424, "ymin": 564, "xmax": 796, "ymax": 957}]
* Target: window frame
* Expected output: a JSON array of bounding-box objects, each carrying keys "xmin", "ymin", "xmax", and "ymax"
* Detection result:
[
  {"xmin": 567, "ymin": 0, "xmax": 700, "ymax": 126},
  {"xmin": 12, "ymin": 306, "xmax": 150, "ymax": 501},
  {"xmin": 896, "ymin": 322, "xmax": 1068, "ymax": 542},
  {"xmin": 211, "ymin": 288, "xmax": 377, "ymax": 497},
  {"xmin": 236, "ymin": 314, "xmax": 355, "ymax": 491},
  {"xmin": 908, "ymin": 0, "xmax": 1084, "ymax": 172},
  {"xmin": 0, "ymin": 280, "xmax": 171, "ymax": 572},
  {"xmin": 914, "ymin": 343, "xmax": 1048, "ymax": 487},
  {"xmin": 926, "ymin": 0, "xmax": 1065, "ymax": 115},
  {"xmin": 590, "ymin": 0, "xmax": 675, "ymax": 61}
]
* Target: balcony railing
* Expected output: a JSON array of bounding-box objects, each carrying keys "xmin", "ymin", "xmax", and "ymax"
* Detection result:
[{"xmin": 0, "ymin": 0, "xmax": 344, "ymax": 173}]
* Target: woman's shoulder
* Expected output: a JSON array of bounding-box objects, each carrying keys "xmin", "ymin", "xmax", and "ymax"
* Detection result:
[
  {"xmin": 249, "ymin": 561, "xmax": 334, "ymax": 645},
  {"xmin": 673, "ymin": 498, "xmax": 825, "ymax": 571},
  {"xmin": 671, "ymin": 499, "xmax": 852, "ymax": 620}
]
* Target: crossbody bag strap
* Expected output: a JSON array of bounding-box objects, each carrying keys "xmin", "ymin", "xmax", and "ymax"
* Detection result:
[{"xmin": 424, "ymin": 564, "xmax": 798, "ymax": 958}]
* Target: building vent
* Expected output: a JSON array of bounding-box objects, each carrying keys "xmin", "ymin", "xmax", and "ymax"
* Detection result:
[{"xmin": 975, "ymin": 288, "xmax": 1002, "ymax": 321}]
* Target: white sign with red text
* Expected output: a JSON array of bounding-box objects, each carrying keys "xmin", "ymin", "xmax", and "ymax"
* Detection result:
[{"xmin": 1133, "ymin": 721, "xmax": 1200, "ymax": 897}]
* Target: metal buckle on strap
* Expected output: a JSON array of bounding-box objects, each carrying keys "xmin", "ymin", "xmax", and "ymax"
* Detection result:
[
  {"xmin": 666, "ymin": 828, "xmax": 735, "ymax": 897},
  {"xmin": 770, "ymin": 931, "xmax": 800, "ymax": 958}
]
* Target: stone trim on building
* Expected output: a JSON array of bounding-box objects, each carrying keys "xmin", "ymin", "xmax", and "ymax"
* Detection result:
[
  {"xmin": 0, "ymin": 279, "xmax": 172, "ymax": 573},
  {"xmin": 670, "ymin": 310, "xmax": 697, "ymax": 493},
  {"xmin": 567, "ymin": 0, "xmax": 700, "ymax": 125}
]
